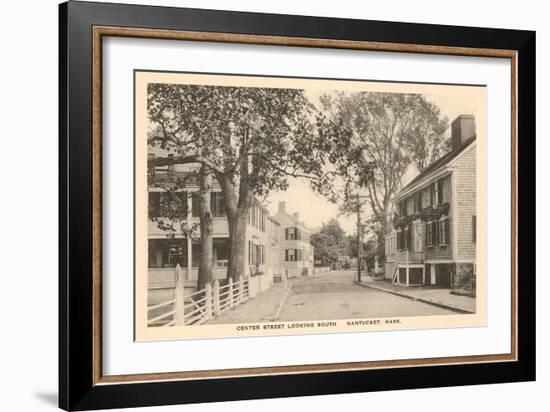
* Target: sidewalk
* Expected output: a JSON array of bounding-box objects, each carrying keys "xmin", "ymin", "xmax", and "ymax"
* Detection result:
[
  {"xmin": 207, "ymin": 282, "xmax": 291, "ymax": 324},
  {"xmin": 358, "ymin": 277, "xmax": 476, "ymax": 314}
]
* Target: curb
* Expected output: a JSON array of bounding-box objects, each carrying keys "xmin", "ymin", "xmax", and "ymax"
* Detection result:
[
  {"xmin": 267, "ymin": 281, "xmax": 293, "ymax": 321},
  {"xmin": 356, "ymin": 281, "xmax": 474, "ymax": 314}
]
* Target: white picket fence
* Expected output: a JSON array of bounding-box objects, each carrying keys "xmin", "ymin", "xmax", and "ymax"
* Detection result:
[{"xmin": 148, "ymin": 264, "xmax": 252, "ymax": 327}]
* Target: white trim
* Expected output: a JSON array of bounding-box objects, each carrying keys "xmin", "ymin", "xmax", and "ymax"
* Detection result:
[{"xmin": 425, "ymin": 259, "xmax": 454, "ymax": 264}]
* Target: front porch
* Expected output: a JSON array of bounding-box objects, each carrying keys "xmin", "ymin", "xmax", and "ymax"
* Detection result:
[{"xmin": 392, "ymin": 250, "xmax": 425, "ymax": 287}]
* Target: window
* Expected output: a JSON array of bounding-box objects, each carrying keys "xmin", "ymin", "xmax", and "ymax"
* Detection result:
[
  {"xmin": 425, "ymin": 221, "xmax": 438, "ymax": 247},
  {"xmin": 396, "ymin": 229, "xmax": 402, "ymax": 251},
  {"xmin": 148, "ymin": 240, "xmax": 162, "ymax": 268},
  {"xmin": 430, "ymin": 181, "xmax": 438, "ymax": 205},
  {"xmin": 210, "ymin": 192, "xmax": 226, "ymax": 217},
  {"xmin": 414, "ymin": 192, "xmax": 422, "ymax": 212},
  {"xmin": 425, "ymin": 222, "xmax": 431, "ymax": 246},
  {"xmin": 399, "ymin": 200, "xmax": 407, "ymax": 216},
  {"xmin": 439, "ymin": 217, "xmax": 450, "ymax": 246},
  {"xmin": 285, "ymin": 249, "xmax": 296, "ymax": 261},
  {"xmin": 259, "ymin": 209, "xmax": 266, "ymax": 232},
  {"xmin": 430, "ymin": 180, "xmax": 443, "ymax": 205},
  {"xmin": 255, "ymin": 244, "xmax": 261, "ymax": 266},
  {"xmin": 213, "ymin": 238, "xmax": 229, "ymax": 266},
  {"xmin": 472, "ymin": 215, "xmax": 477, "ymax": 242},
  {"xmin": 285, "ymin": 249, "xmax": 302, "ymax": 262},
  {"xmin": 168, "ymin": 243, "xmax": 184, "ymax": 266},
  {"xmin": 148, "ymin": 192, "xmax": 161, "ymax": 217},
  {"xmin": 286, "ymin": 227, "xmax": 297, "ymax": 240}
]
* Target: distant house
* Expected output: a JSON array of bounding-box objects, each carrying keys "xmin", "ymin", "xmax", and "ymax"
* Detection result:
[
  {"xmin": 273, "ymin": 202, "xmax": 315, "ymax": 278},
  {"xmin": 384, "ymin": 115, "xmax": 477, "ymax": 295}
]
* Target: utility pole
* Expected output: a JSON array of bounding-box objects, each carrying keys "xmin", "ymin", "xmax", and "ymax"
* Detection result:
[
  {"xmin": 355, "ymin": 193, "xmax": 369, "ymax": 283},
  {"xmin": 357, "ymin": 193, "xmax": 362, "ymax": 283}
]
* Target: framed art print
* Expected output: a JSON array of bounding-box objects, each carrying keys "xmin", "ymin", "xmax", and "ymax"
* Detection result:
[{"xmin": 59, "ymin": 1, "xmax": 535, "ymax": 410}]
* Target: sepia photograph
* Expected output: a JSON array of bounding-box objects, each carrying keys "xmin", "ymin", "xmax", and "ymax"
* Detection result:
[{"xmin": 134, "ymin": 71, "xmax": 486, "ymax": 341}]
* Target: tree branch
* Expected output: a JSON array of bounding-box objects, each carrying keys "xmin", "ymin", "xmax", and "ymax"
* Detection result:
[{"xmin": 149, "ymin": 154, "xmax": 225, "ymax": 174}]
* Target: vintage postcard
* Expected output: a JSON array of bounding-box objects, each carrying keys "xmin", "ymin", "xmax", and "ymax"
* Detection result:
[{"xmin": 134, "ymin": 71, "xmax": 486, "ymax": 341}]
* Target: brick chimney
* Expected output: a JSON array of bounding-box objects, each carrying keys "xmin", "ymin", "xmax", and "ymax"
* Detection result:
[
  {"xmin": 278, "ymin": 201, "xmax": 286, "ymax": 214},
  {"xmin": 450, "ymin": 115, "xmax": 476, "ymax": 149}
]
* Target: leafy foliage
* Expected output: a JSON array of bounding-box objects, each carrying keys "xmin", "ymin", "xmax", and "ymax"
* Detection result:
[
  {"xmin": 148, "ymin": 170, "xmax": 199, "ymax": 237},
  {"xmin": 317, "ymin": 91, "xmax": 449, "ymax": 256},
  {"xmin": 148, "ymin": 83, "xmax": 324, "ymax": 198},
  {"xmin": 310, "ymin": 219, "xmax": 348, "ymax": 265}
]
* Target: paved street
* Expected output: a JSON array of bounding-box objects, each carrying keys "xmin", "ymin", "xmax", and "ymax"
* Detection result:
[
  {"xmin": 209, "ymin": 270, "xmax": 456, "ymax": 324},
  {"xmin": 277, "ymin": 270, "xmax": 454, "ymax": 321}
]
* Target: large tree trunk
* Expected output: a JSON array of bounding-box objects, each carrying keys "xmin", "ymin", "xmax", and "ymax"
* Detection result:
[
  {"xmin": 216, "ymin": 164, "xmax": 253, "ymax": 281},
  {"xmin": 226, "ymin": 209, "xmax": 248, "ymax": 281},
  {"xmin": 197, "ymin": 165, "xmax": 213, "ymax": 290}
]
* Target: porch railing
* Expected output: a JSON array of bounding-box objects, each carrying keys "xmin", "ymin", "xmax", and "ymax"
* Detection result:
[
  {"xmin": 148, "ymin": 264, "xmax": 250, "ymax": 327},
  {"xmin": 396, "ymin": 250, "xmax": 424, "ymax": 265}
]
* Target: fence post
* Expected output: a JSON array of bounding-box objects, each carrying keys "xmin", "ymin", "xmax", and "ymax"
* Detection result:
[
  {"xmin": 239, "ymin": 277, "xmax": 245, "ymax": 303},
  {"xmin": 174, "ymin": 264, "xmax": 186, "ymax": 326},
  {"xmin": 228, "ymin": 277, "xmax": 234, "ymax": 309},
  {"xmin": 213, "ymin": 279, "xmax": 220, "ymax": 316},
  {"xmin": 205, "ymin": 283, "xmax": 213, "ymax": 320}
]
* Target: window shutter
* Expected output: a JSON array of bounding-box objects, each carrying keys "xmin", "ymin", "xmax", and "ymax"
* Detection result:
[
  {"xmin": 445, "ymin": 219, "xmax": 450, "ymax": 244},
  {"xmin": 397, "ymin": 231, "xmax": 401, "ymax": 251},
  {"xmin": 472, "ymin": 215, "xmax": 476, "ymax": 242},
  {"xmin": 431, "ymin": 221, "xmax": 437, "ymax": 245},
  {"xmin": 438, "ymin": 180, "xmax": 444, "ymax": 204},
  {"xmin": 149, "ymin": 192, "xmax": 160, "ymax": 217},
  {"xmin": 285, "ymin": 228, "xmax": 289, "ymax": 240}
]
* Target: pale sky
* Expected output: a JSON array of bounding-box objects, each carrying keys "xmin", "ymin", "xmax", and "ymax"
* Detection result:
[{"xmin": 265, "ymin": 89, "xmax": 482, "ymax": 235}]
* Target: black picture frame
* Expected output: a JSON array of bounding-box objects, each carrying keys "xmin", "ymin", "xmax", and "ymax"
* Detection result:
[{"xmin": 59, "ymin": 1, "xmax": 535, "ymax": 410}]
